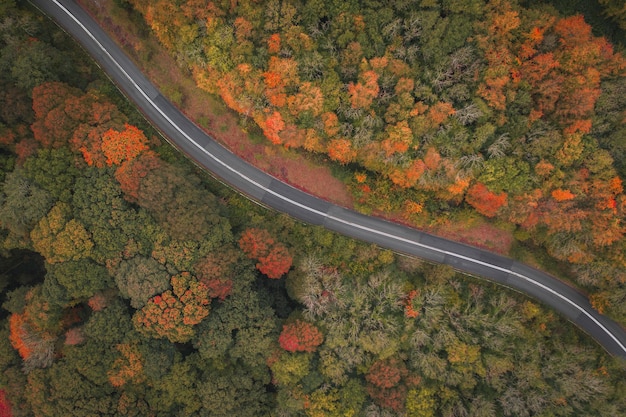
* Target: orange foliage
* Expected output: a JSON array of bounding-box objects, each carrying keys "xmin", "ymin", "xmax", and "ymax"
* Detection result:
[
  {"xmin": 263, "ymin": 71, "xmax": 282, "ymax": 89},
  {"xmin": 257, "ymin": 244, "xmax": 293, "ymax": 279},
  {"xmin": 404, "ymin": 290, "xmax": 420, "ymax": 318},
  {"xmin": 381, "ymin": 121, "xmax": 412, "ymax": 157},
  {"xmin": 609, "ymin": 177, "xmax": 623, "ymax": 194},
  {"xmin": 369, "ymin": 56, "xmax": 389, "ymax": 72},
  {"xmin": 321, "ymin": 112, "xmax": 340, "ymax": 137},
  {"xmin": 365, "ymin": 358, "xmax": 409, "ymax": 411},
  {"xmin": 423, "ymin": 147, "xmax": 441, "ymax": 171},
  {"xmin": 133, "ymin": 273, "xmax": 210, "ymax": 343},
  {"xmin": 15, "ymin": 138, "xmax": 39, "ymax": 164},
  {"xmin": 327, "ymin": 139, "xmax": 356, "ymax": 164},
  {"xmin": 234, "ymin": 17, "xmax": 253, "ymax": 42},
  {"xmin": 267, "ymin": 33, "xmax": 281, "ymax": 54},
  {"xmin": 9, "ymin": 313, "xmax": 31, "ymax": 360},
  {"xmin": 520, "ymin": 52, "xmax": 559, "ymax": 84},
  {"xmin": 534, "ymin": 159, "xmax": 554, "ymax": 177},
  {"xmin": 564, "ymin": 119, "xmax": 592, "ymax": 135},
  {"xmin": 194, "ymin": 251, "xmax": 237, "ymax": 301},
  {"xmin": 394, "ymin": 77, "xmax": 414, "ymax": 95},
  {"xmin": 239, "ymin": 228, "xmax": 272, "ymax": 259},
  {"xmin": 88, "ymin": 293, "xmax": 109, "ymax": 312},
  {"xmin": 287, "ymin": 82, "xmax": 324, "ymax": 117},
  {"xmin": 427, "ymin": 102, "xmax": 455, "ymax": 125},
  {"xmin": 477, "ymin": 75, "xmax": 509, "ymax": 111},
  {"xmin": 101, "ymin": 123, "xmax": 149, "ymax": 166},
  {"xmin": 448, "ymin": 177, "xmax": 471, "ymax": 196},
  {"xmin": 404, "ymin": 201, "xmax": 424, "ymax": 216},
  {"xmin": 348, "ymin": 70, "xmax": 380, "ymax": 109},
  {"xmin": 551, "ymin": 188, "xmax": 575, "ymax": 201},
  {"xmin": 108, "ymin": 343, "xmax": 145, "ymax": 387},
  {"xmin": 263, "ymin": 111, "xmax": 286, "ymax": 144},
  {"xmin": 466, "ymin": 183, "xmax": 507, "ymax": 217},
  {"xmin": 205, "ymin": 278, "xmax": 233, "ymax": 301}
]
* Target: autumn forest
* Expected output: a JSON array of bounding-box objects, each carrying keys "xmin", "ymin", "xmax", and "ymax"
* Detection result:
[{"xmin": 1, "ymin": 0, "xmax": 626, "ymax": 416}]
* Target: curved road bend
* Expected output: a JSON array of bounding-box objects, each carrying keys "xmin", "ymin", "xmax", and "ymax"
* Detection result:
[{"xmin": 32, "ymin": 0, "xmax": 626, "ymax": 360}]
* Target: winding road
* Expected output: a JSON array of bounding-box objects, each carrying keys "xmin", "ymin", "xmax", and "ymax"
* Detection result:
[{"xmin": 32, "ymin": 0, "xmax": 626, "ymax": 359}]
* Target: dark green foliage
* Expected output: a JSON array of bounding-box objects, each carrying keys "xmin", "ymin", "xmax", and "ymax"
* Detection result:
[
  {"xmin": 47, "ymin": 259, "xmax": 112, "ymax": 301},
  {"xmin": 24, "ymin": 148, "xmax": 78, "ymax": 203},
  {"xmin": 0, "ymin": 169, "xmax": 53, "ymax": 237},
  {"xmin": 198, "ymin": 365, "xmax": 273, "ymax": 417}
]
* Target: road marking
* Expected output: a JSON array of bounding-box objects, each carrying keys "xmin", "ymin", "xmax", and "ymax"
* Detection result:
[{"xmin": 50, "ymin": 0, "xmax": 626, "ymax": 356}]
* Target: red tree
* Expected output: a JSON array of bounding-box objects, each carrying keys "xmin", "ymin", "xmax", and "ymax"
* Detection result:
[
  {"xmin": 365, "ymin": 357, "xmax": 409, "ymax": 411},
  {"xmin": 258, "ymin": 244, "xmax": 292, "ymax": 279},
  {"xmin": 465, "ymin": 182, "xmax": 508, "ymax": 218},
  {"xmin": 239, "ymin": 228, "xmax": 273, "ymax": 259},
  {"xmin": 114, "ymin": 151, "xmax": 164, "ymax": 204},
  {"xmin": 194, "ymin": 249, "xmax": 237, "ymax": 301},
  {"xmin": 239, "ymin": 228, "xmax": 292, "ymax": 279},
  {"xmin": 278, "ymin": 320, "xmax": 324, "ymax": 352}
]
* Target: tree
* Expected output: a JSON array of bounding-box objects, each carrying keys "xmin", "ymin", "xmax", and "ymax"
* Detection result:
[
  {"xmin": 198, "ymin": 364, "xmax": 272, "ymax": 416},
  {"xmin": 115, "ymin": 151, "xmax": 231, "ymax": 243},
  {"xmin": 133, "ymin": 272, "xmax": 210, "ymax": 343},
  {"xmin": 30, "ymin": 203, "xmax": 93, "ymax": 264},
  {"xmin": 239, "ymin": 228, "xmax": 292, "ymax": 279},
  {"xmin": 365, "ymin": 357, "xmax": 409, "ymax": 411},
  {"xmin": 599, "ymin": 0, "xmax": 626, "ymax": 29},
  {"xmin": 327, "ymin": 139, "xmax": 356, "ymax": 164},
  {"xmin": 406, "ymin": 387, "xmax": 437, "ymax": 417},
  {"xmin": 47, "ymin": 259, "xmax": 112, "ymax": 301},
  {"xmin": 101, "ymin": 123, "xmax": 149, "ymax": 166},
  {"xmin": 107, "ymin": 343, "xmax": 145, "ymax": 387},
  {"xmin": 465, "ymin": 182, "xmax": 507, "ymax": 218},
  {"xmin": 262, "ymin": 111, "xmax": 285, "ymax": 145},
  {"xmin": 257, "ymin": 244, "xmax": 293, "ymax": 279},
  {"xmin": 278, "ymin": 320, "xmax": 323, "ymax": 352},
  {"xmin": 193, "ymin": 247, "xmax": 239, "ymax": 300},
  {"xmin": 348, "ymin": 70, "xmax": 379, "ymax": 109},
  {"xmin": 114, "ymin": 256, "xmax": 170, "ymax": 309},
  {"xmin": 23, "ymin": 147, "xmax": 78, "ymax": 203},
  {"xmin": 30, "ymin": 82, "xmax": 106, "ymax": 150},
  {"xmin": 114, "ymin": 150, "xmax": 164, "ymax": 204},
  {"xmin": 8, "ymin": 310, "xmax": 56, "ymax": 372},
  {"xmin": 193, "ymin": 285, "xmax": 278, "ymax": 379},
  {"xmin": 0, "ymin": 169, "xmax": 53, "ymax": 237}
]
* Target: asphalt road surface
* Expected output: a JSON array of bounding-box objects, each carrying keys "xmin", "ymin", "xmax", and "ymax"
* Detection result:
[{"xmin": 31, "ymin": 0, "xmax": 626, "ymax": 360}]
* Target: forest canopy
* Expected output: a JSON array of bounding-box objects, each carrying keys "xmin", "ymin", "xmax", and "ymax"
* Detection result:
[{"xmin": 0, "ymin": 1, "xmax": 625, "ymax": 416}]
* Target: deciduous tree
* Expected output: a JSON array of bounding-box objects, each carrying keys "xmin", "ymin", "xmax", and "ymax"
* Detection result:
[
  {"xmin": 278, "ymin": 320, "xmax": 323, "ymax": 352},
  {"xmin": 133, "ymin": 272, "xmax": 210, "ymax": 343}
]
